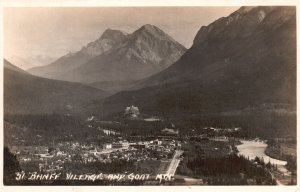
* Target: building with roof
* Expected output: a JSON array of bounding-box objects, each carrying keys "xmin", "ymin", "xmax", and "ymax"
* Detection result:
[{"xmin": 124, "ymin": 105, "xmax": 140, "ymax": 118}]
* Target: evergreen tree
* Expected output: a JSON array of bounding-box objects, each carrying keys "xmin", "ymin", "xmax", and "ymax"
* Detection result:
[{"xmin": 4, "ymin": 147, "xmax": 21, "ymax": 185}]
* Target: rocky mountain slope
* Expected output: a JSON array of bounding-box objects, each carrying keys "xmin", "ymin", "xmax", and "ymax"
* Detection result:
[
  {"xmin": 103, "ymin": 6, "xmax": 296, "ymax": 116},
  {"xmin": 28, "ymin": 29, "xmax": 128, "ymax": 80},
  {"xmin": 28, "ymin": 25, "xmax": 186, "ymax": 86}
]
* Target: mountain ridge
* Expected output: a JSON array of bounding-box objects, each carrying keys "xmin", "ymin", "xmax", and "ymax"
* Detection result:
[
  {"xmin": 28, "ymin": 25, "xmax": 186, "ymax": 86},
  {"xmin": 7, "ymin": 54, "xmax": 56, "ymax": 70}
]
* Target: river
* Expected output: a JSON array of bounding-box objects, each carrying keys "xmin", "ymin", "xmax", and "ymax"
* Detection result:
[{"xmin": 236, "ymin": 140, "xmax": 289, "ymax": 174}]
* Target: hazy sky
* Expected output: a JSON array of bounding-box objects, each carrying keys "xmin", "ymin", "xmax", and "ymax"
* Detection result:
[{"xmin": 4, "ymin": 7, "xmax": 238, "ymax": 59}]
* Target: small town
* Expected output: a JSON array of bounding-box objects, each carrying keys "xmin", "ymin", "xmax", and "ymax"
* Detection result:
[
  {"xmin": 11, "ymin": 137, "xmax": 182, "ymax": 174},
  {"xmin": 4, "ymin": 104, "xmax": 296, "ymax": 185}
]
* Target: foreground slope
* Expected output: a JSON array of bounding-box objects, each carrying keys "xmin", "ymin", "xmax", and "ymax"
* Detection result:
[{"xmin": 4, "ymin": 59, "xmax": 108, "ymax": 114}]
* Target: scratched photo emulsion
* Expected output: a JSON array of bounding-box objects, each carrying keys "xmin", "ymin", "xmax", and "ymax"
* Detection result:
[{"xmin": 3, "ymin": 6, "xmax": 296, "ymax": 185}]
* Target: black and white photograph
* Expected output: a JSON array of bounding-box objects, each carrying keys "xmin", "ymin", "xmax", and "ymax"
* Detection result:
[{"xmin": 1, "ymin": 1, "xmax": 297, "ymax": 189}]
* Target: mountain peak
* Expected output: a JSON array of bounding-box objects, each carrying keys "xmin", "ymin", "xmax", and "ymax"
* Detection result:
[
  {"xmin": 140, "ymin": 24, "xmax": 158, "ymax": 30},
  {"xmin": 136, "ymin": 24, "xmax": 163, "ymax": 34},
  {"xmin": 100, "ymin": 28, "xmax": 128, "ymax": 40},
  {"xmin": 77, "ymin": 29, "xmax": 128, "ymax": 57},
  {"xmin": 133, "ymin": 24, "xmax": 179, "ymax": 45}
]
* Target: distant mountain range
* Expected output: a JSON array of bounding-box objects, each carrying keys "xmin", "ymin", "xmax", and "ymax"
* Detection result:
[
  {"xmin": 103, "ymin": 6, "xmax": 296, "ymax": 116},
  {"xmin": 28, "ymin": 25, "xmax": 186, "ymax": 93},
  {"xmin": 5, "ymin": 6, "xmax": 296, "ymax": 125},
  {"xmin": 7, "ymin": 55, "xmax": 56, "ymax": 70},
  {"xmin": 4, "ymin": 59, "xmax": 108, "ymax": 115}
]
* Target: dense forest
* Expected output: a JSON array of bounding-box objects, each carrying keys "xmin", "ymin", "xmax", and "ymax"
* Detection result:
[
  {"xmin": 170, "ymin": 111, "xmax": 296, "ymax": 139},
  {"xmin": 177, "ymin": 153, "xmax": 276, "ymax": 185},
  {"xmin": 4, "ymin": 114, "xmax": 114, "ymax": 145},
  {"xmin": 4, "ymin": 109, "xmax": 296, "ymax": 144}
]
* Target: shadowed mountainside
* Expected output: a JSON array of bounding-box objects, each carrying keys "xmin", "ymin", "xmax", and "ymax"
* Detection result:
[
  {"xmin": 4, "ymin": 59, "xmax": 108, "ymax": 114},
  {"xmin": 103, "ymin": 6, "xmax": 296, "ymax": 117}
]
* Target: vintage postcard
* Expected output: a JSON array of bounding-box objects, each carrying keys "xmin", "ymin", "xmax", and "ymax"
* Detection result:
[{"xmin": 0, "ymin": 0, "xmax": 298, "ymax": 191}]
